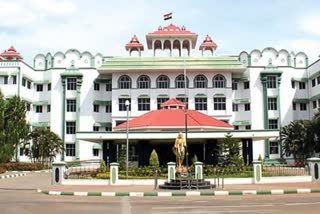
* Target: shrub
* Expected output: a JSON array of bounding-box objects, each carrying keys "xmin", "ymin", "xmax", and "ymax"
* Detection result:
[
  {"xmin": 0, "ymin": 166, "xmax": 5, "ymax": 174},
  {"xmin": 96, "ymin": 172, "xmax": 110, "ymax": 179},
  {"xmin": 0, "ymin": 162, "xmax": 44, "ymax": 171},
  {"xmin": 100, "ymin": 160, "xmax": 107, "ymax": 173},
  {"xmin": 149, "ymin": 149, "xmax": 159, "ymax": 169}
]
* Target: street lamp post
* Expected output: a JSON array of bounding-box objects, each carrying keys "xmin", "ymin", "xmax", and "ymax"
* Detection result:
[{"xmin": 125, "ymin": 100, "xmax": 130, "ymax": 178}]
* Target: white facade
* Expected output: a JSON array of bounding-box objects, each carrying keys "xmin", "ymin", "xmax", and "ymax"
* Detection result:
[{"xmin": 0, "ymin": 41, "xmax": 319, "ymax": 164}]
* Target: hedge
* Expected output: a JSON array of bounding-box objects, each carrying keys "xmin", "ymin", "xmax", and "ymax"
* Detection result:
[{"xmin": 0, "ymin": 162, "xmax": 44, "ymax": 171}]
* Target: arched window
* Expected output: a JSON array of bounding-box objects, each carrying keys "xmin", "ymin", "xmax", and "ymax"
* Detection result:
[
  {"xmin": 213, "ymin": 75, "xmax": 226, "ymax": 88},
  {"xmin": 156, "ymin": 75, "xmax": 170, "ymax": 88},
  {"xmin": 118, "ymin": 75, "xmax": 131, "ymax": 89},
  {"xmin": 175, "ymin": 74, "xmax": 189, "ymax": 88},
  {"xmin": 194, "ymin": 74, "xmax": 208, "ymax": 88},
  {"xmin": 137, "ymin": 75, "xmax": 151, "ymax": 89}
]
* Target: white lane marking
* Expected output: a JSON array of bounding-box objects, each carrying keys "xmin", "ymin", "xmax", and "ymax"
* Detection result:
[
  {"xmin": 121, "ymin": 196, "xmax": 132, "ymax": 214},
  {"xmin": 152, "ymin": 204, "xmax": 273, "ymax": 209},
  {"xmin": 286, "ymin": 201, "xmax": 320, "ymax": 206}
]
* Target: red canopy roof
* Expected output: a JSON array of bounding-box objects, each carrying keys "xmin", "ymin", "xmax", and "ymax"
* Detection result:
[
  {"xmin": 0, "ymin": 46, "xmax": 23, "ymax": 60},
  {"xmin": 125, "ymin": 35, "xmax": 144, "ymax": 51},
  {"xmin": 147, "ymin": 24, "xmax": 197, "ymax": 36},
  {"xmin": 115, "ymin": 98, "xmax": 233, "ymax": 131},
  {"xmin": 199, "ymin": 35, "xmax": 217, "ymax": 50}
]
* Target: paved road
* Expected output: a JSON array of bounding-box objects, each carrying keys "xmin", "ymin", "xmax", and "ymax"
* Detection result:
[{"xmin": 1, "ymin": 173, "xmax": 320, "ymax": 214}]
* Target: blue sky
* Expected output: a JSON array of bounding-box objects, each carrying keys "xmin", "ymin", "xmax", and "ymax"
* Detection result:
[{"xmin": 0, "ymin": 0, "xmax": 319, "ymax": 64}]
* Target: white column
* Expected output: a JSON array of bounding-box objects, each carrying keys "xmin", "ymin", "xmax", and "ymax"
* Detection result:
[
  {"xmin": 52, "ymin": 162, "xmax": 66, "ymax": 185},
  {"xmin": 110, "ymin": 162, "xmax": 119, "ymax": 185},
  {"xmin": 167, "ymin": 162, "xmax": 176, "ymax": 182},
  {"xmin": 307, "ymin": 157, "xmax": 320, "ymax": 181},
  {"xmin": 253, "ymin": 160, "xmax": 262, "ymax": 184},
  {"xmin": 195, "ymin": 161, "xmax": 203, "ymax": 179}
]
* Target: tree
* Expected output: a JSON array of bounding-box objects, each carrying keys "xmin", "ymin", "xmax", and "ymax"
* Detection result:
[
  {"xmin": 218, "ymin": 133, "xmax": 242, "ymax": 166},
  {"xmin": 281, "ymin": 120, "xmax": 315, "ymax": 164},
  {"xmin": 149, "ymin": 149, "xmax": 159, "ymax": 169},
  {"xmin": 4, "ymin": 96, "xmax": 30, "ymax": 162},
  {"xmin": 27, "ymin": 127, "xmax": 63, "ymax": 165}
]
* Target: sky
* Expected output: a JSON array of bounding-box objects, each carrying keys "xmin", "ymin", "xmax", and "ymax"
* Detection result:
[{"xmin": 0, "ymin": 0, "xmax": 320, "ymax": 64}]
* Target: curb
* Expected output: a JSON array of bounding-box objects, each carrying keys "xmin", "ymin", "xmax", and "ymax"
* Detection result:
[
  {"xmin": 11, "ymin": 170, "xmax": 51, "ymax": 174},
  {"xmin": 0, "ymin": 173, "xmax": 27, "ymax": 179},
  {"xmin": 37, "ymin": 188, "xmax": 320, "ymax": 197}
]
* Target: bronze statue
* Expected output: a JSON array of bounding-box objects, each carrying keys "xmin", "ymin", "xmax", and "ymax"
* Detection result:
[{"xmin": 173, "ymin": 132, "xmax": 187, "ymax": 170}]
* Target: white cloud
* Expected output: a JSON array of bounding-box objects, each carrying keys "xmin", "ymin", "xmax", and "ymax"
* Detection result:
[{"xmin": 299, "ymin": 15, "xmax": 320, "ymax": 36}]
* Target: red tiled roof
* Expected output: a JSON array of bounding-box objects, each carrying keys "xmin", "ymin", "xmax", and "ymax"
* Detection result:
[
  {"xmin": 147, "ymin": 24, "xmax": 197, "ymax": 36},
  {"xmin": 160, "ymin": 98, "xmax": 185, "ymax": 108},
  {"xmin": 125, "ymin": 35, "xmax": 144, "ymax": 50},
  {"xmin": 0, "ymin": 46, "xmax": 23, "ymax": 60},
  {"xmin": 199, "ymin": 35, "xmax": 217, "ymax": 49},
  {"xmin": 115, "ymin": 108, "xmax": 233, "ymax": 130}
]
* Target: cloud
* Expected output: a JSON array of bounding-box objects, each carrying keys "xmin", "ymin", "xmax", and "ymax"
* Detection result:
[{"xmin": 299, "ymin": 15, "xmax": 320, "ymax": 36}]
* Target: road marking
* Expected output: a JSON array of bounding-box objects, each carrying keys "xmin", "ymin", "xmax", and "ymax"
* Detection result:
[
  {"xmin": 48, "ymin": 191, "xmax": 61, "ymax": 195},
  {"xmin": 214, "ymin": 191, "xmax": 229, "ymax": 196},
  {"xmin": 101, "ymin": 192, "xmax": 115, "ymax": 196},
  {"xmin": 186, "ymin": 191, "xmax": 201, "ymax": 196},
  {"xmin": 297, "ymin": 188, "xmax": 311, "ymax": 193},
  {"xmin": 152, "ymin": 204, "xmax": 274, "ymax": 209},
  {"xmin": 242, "ymin": 190, "xmax": 256, "ymax": 195},
  {"xmin": 286, "ymin": 202, "xmax": 320, "ymax": 206},
  {"xmin": 74, "ymin": 192, "xmax": 87, "ymax": 196},
  {"xmin": 121, "ymin": 197, "xmax": 132, "ymax": 214},
  {"xmin": 129, "ymin": 192, "xmax": 144, "ymax": 197},
  {"xmin": 158, "ymin": 192, "xmax": 172, "ymax": 197}
]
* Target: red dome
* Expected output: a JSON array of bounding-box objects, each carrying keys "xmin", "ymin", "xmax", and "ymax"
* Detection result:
[
  {"xmin": 125, "ymin": 35, "xmax": 144, "ymax": 51},
  {"xmin": 0, "ymin": 46, "xmax": 23, "ymax": 60},
  {"xmin": 199, "ymin": 35, "xmax": 217, "ymax": 50}
]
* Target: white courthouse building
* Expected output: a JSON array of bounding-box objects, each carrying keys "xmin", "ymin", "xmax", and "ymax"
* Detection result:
[{"xmin": 0, "ymin": 23, "xmax": 319, "ymax": 166}]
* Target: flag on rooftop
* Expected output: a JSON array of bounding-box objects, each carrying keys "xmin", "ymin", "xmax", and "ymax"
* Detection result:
[{"xmin": 164, "ymin": 12, "xmax": 172, "ymax": 21}]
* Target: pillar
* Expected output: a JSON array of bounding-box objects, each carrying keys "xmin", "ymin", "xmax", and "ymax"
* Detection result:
[
  {"xmin": 110, "ymin": 162, "xmax": 119, "ymax": 185},
  {"xmin": 307, "ymin": 158, "xmax": 320, "ymax": 181},
  {"xmin": 195, "ymin": 161, "xmax": 203, "ymax": 179},
  {"xmin": 60, "ymin": 77, "xmax": 66, "ymax": 161},
  {"xmin": 75, "ymin": 77, "xmax": 83, "ymax": 159},
  {"xmin": 167, "ymin": 162, "xmax": 176, "ymax": 182},
  {"xmin": 253, "ymin": 161, "xmax": 262, "ymax": 184},
  {"xmin": 52, "ymin": 162, "xmax": 66, "ymax": 185}
]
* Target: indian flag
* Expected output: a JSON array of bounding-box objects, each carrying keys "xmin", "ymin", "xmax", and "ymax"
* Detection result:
[{"xmin": 164, "ymin": 12, "xmax": 172, "ymax": 21}]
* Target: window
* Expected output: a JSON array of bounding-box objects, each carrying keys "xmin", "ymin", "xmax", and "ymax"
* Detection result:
[
  {"xmin": 270, "ymin": 141, "xmax": 279, "ymax": 154},
  {"xmin": 93, "ymin": 126, "xmax": 99, "ymax": 132},
  {"xmin": 93, "ymin": 148, "xmax": 99, "ymax": 157},
  {"xmin": 67, "ymin": 78, "xmax": 77, "ymax": 90},
  {"xmin": 175, "ymin": 74, "xmax": 188, "ymax": 88},
  {"xmin": 176, "ymin": 97, "xmax": 188, "ymax": 109},
  {"xmin": 213, "ymin": 75, "xmax": 226, "ymax": 88},
  {"xmin": 118, "ymin": 75, "xmax": 131, "ymax": 89},
  {"xmin": 268, "ymin": 97, "xmax": 277, "ymax": 110},
  {"xmin": 12, "ymin": 75, "xmax": 17, "ymax": 84},
  {"xmin": 157, "ymin": 97, "xmax": 169, "ymax": 109},
  {"xmin": 26, "ymin": 103, "xmax": 31, "ymax": 111},
  {"xmin": 195, "ymin": 97, "xmax": 207, "ymax": 110},
  {"xmin": 313, "ymin": 101, "xmax": 317, "ymax": 109},
  {"xmin": 35, "ymin": 105, "xmax": 42, "ymax": 113},
  {"xmin": 245, "ymin": 125, "xmax": 251, "ymax": 130},
  {"xmin": 300, "ymin": 103, "xmax": 307, "ymax": 111},
  {"xmin": 234, "ymin": 126, "xmax": 239, "ymax": 130},
  {"xmin": 66, "ymin": 143, "xmax": 75, "ymax": 157},
  {"xmin": 93, "ymin": 104, "xmax": 99, "ymax": 112},
  {"xmin": 106, "ymin": 81, "xmax": 112, "ymax": 91},
  {"xmin": 36, "ymin": 84, "xmax": 43, "ymax": 92},
  {"xmin": 232, "ymin": 81, "xmax": 238, "ymax": 90},
  {"xmin": 27, "ymin": 81, "xmax": 31, "ymax": 89},
  {"xmin": 119, "ymin": 98, "xmax": 131, "ymax": 111},
  {"xmin": 105, "ymin": 126, "xmax": 112, "ymax": 132},
  {"xmin": 268, "ymin": 119, "xmax": 278, "ymax": 129},
  {"xmin": 19, "ymin": 147, "xmax": 24, "ymax": 156},
  {"xmin": 293, "ymin": 102, "xmax": 296, "ymax": 111},
  {"xmin": 22, "ymin": 78, "xmax": 26, "ymax": 87},
  {"xmin": 312, "ymin": 79, "xmax": 316, "ymax": 87},
  {"xmin": 48, "ymin": 83, "xmax": 51, "ymax": 91},
  {"xmin": 244, "ymin": 81, "xmax": 250, "ymax": 89},
  {"xmin": 106, "ymin": 103, "xmax": 112, "ymax": 113},
  {"xmin": 244, "ymin": 103, "xmax": 250, "ymax": 111},
  {"xmin": 47, "ymin": 105, "xmax": 51, "ymax": 113},
  {"xmin": 232, "ymin": 103, "xmax": 238, "ymax": 112},
  {"xmin": 317, "ymin": 76, "xmax": 320, "ymax": 85},
  {"xmin": 299, "ymin": 82, "xmax": 306, "ymax": 89},
  {"xmin": 3, "ymin": 76, "xmax": 8, "ymax": 85},
  {"xmin": 194, "ymin": 75, "xmax": 207, "ymax": 88},
  {"xmin": 213, "ymin": 97, "xmax": 226, "ymax": 110},
  {"xmin": 138, "ymin": 98, "xmax": 150, "ymax": 111},
  {"xmin": 67, "ymin": 99, "xmax": 76, "ymax": 112},
  {"xmin": 66, "ymin": 121, "xmax": 76, "ymax": 134},
  {"xmin": 318, "ymin": 99, "xmax": 320, "ymax": 108},
  {"xmin": 137, "ymin": 75, "xmax": 151, "ymax": 89},
  {"xmin": 94, "ymin": 82, "xmax": 100, "ymax": 91},
  {"xmin": 157, "ymin": 75, "xmax": 170, "ymax": 88},
  {"xmin": 267, "ymin": 76, "xmax": 276, "ymax": 88},
  {"xmin": 291, "ymin": 80, "xmax": 295, "ymax": 89}
]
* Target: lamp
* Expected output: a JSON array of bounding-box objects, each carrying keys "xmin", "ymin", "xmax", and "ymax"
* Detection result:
[{"xmin": 125, "ymin": 100, "xmax": 130, "ymax": 178}]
